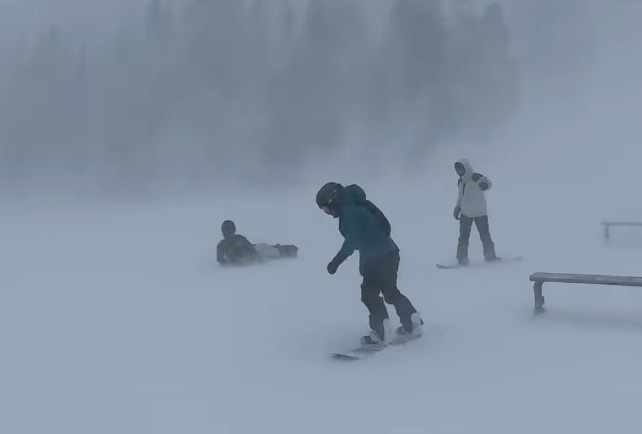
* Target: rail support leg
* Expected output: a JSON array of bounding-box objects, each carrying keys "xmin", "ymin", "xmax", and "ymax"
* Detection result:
[{"xmin": 533, "ymin": 281, "xmax": 545, "ymax": 315}]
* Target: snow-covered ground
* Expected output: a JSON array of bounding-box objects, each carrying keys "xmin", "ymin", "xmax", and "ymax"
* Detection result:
[{"xmin": 2, "ymin": 126, "xmax": 642, "ymax": 434}]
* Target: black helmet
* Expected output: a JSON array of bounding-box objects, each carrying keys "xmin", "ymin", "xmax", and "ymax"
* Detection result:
[
  {"xmin": 221, "ymin": 220, "xmax": 236, "ymax": 238},
  {"xmin": 316, "ymin": 182, "xmax": 343, "ymax": 213}
]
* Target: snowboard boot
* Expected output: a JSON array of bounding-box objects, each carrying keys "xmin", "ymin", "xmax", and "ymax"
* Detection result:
[
  {"xmin": 396, "ymin": 312, "xmax": 424, "ymax": 338},
  {"xmin": 457, "ymin": 242, "xmax": 469, "ymax": 266},
  {"xmin": 276, "ymin": 244, "xmax": 298, "ymax": 258},
  {"xmin": 360, "ymin": 319, "xmax": 390, "ymax": 348},
  {"xmin": 482, "ymin": 241, "xmax": 497, "ymax": 261}
]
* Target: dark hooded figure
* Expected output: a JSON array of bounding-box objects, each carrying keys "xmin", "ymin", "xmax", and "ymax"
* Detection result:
[
  {"xmin": 453, "ymin": 158, "xmax": 498, "ymax": 265},
  {"xmin": 216, "ymin": 220, "xmax": 298, "ymax": 266},
  {"xmin": 316, "ymin": 182, "xmax": 423, "ymax": 347},
  {"xmin": 216, "ymin": 220, "xmax": 260, "ymax": 266}
]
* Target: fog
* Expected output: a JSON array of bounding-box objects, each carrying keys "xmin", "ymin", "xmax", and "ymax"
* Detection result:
[
  {"xmin": 2, "ymin": 0, "xmax": 630, "ymax": 201},
  {"xmin": 2, "ymin": 2, "xmax": 642, "ymax": 433}
]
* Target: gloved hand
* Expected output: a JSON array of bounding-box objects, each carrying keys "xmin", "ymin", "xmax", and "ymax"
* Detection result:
[
  {"xmin": 327, "ymin": 256, "xmax": 343, "ymax": 275},
  {"xmin": 453, "ymin": 206, "xmax": 461, "ymax": 220},
  {"xmin": 479, "ymin": 181, "xmax": 489, "ymax": 191}
]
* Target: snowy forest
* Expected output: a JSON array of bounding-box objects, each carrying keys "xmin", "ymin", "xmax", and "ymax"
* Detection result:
[{"xmin": 0, "ymin": 0, "xmax": 596, "ymax": 200}]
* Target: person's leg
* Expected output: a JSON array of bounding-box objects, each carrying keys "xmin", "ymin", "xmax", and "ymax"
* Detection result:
[
  {"xmin": 457, "ymin": 215, "xmax": 473, "ymax": 264},
  {"xmin": 360, "ymin": 261, "xmax": 389, "ymax": 342},
  {"xmin": 378, "ymin": 251, "xmax": 422, "ymax": 334},
  {"xmin": 254, "ymin": 243, "xmax": 281, "ymax": 260},
  {"xmin": 474, "ymin": 216, "xmax": 497, "ymax": 260}
]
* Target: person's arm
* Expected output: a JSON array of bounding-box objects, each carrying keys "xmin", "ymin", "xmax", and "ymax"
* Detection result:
[
  {"xmin": 472, "ymin": 173, "xmax": 492, "ymax": 191},
  {"xmin": 216, "ymin": 241, "xmax": 228, "ymax": 265},
  {"xmin": 454, "ymin": 179, "xmax": 463, "ymax": 220},
  {"xmin": 327, "ymin": 209, "xmax": 362, "ymax": 273}
]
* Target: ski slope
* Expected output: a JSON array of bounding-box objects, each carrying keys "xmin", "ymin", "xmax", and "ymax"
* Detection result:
[
  {"xmin": 2, "ymin": 137, "xmax": 642, "ymax": 434},
  {"xmin": 2, "ymin": 1, "xmax": 642, "ymax": 433}
]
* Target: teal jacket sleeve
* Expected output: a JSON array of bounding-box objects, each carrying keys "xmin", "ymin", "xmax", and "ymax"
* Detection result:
[{"xmin": 333, "ymin": 207, "xmax": 364, "ymax": 263}]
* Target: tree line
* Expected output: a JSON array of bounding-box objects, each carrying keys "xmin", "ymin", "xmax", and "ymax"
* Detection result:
[{"xmin": 0, "ymin": 0, "xmax": 519, "ymax": 199}]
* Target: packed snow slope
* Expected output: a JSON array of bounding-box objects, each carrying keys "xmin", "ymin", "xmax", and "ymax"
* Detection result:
[{"xmin": 2, "ymin": 117, "xmax": 642, "ymax": 434}]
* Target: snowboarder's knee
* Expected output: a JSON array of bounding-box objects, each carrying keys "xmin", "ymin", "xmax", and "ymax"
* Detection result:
[
  {"xmin": 382, "ymin": 288, "xmax": 402, "ymax": 305},
  {"xmin": 361, "ymin": 286, "xmax": 382, "ymax": 304}
]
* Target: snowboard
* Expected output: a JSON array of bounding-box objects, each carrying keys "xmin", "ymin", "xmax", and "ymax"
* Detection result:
[
  {"xmin": 332, "ymin": 333, "xmax": 421, "ymax": 361},
  {"xmin": 436, "ymin": 256, "xmax": 523, "ymax": 269},
  {"xmin": 331, "ymin": 325, "xmax": 443, "ymax": 361}
]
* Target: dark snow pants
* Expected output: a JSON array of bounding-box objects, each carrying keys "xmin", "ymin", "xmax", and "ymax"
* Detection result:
[
  {"xmin": 360, "ymin": 251, "xmax": 418, "ymax": 337},
  {"xmin": 457, "ymin": 215, "xmax": 496, "ymax": 263}
]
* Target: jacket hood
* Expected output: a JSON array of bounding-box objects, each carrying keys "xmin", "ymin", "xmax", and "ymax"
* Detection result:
[
  {"xmin": 340, "ymin": 184, "xmax": 367, "ymax": 205},
  {"xmin": 456, "ymin": 158, "xmax": 474, "ymax": 181},
  {"xmin": 221, "ymin": 220, "xmax": 236, "ymax": 238}
]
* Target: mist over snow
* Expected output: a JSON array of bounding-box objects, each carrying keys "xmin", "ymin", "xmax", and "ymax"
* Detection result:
[{"xmin": 1, "ymin": 1, "xmax": 642, "ymax": 433}]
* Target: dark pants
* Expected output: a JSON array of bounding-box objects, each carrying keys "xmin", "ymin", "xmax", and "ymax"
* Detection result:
[
  {"xmin": 457, "ymin": 215, "xmax": 496, "ymax": 263},
  {"xmin": 360, "ymin": 251, "xmax": 418, "ymax": 336}
]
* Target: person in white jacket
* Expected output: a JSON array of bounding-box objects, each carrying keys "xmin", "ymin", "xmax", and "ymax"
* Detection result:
[{"xmin": 452, "ymin": 158, "xmax": 497, "ymax": 265}]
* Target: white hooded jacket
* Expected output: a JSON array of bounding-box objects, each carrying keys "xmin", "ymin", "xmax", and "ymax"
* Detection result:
[{"xmin": 455, "ymin": 158, "xmax": 492, "ymax": 218}]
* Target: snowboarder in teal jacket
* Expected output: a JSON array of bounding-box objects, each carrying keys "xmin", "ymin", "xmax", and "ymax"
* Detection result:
[{"xmin": 316, "ymin": 182, "xmax": 423, "ymax": 347}]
